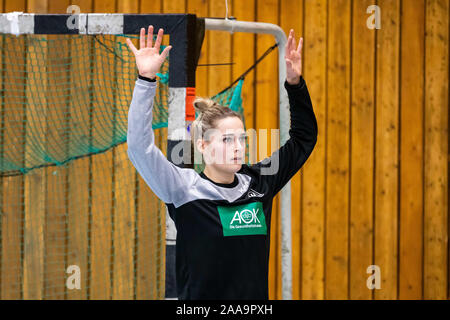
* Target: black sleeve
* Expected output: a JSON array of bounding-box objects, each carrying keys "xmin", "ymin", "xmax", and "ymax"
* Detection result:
[
  {"xmin": 138, "ymin": 74, "xmax": 157, "ymax": 82},
  {"xmin": 250, "ymin": 76, "xmax": 318, "ymax": 197}
]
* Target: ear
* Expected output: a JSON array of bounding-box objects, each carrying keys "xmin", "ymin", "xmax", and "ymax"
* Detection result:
[{"xmin": 196, "ymin": 138, "xmax": 205, "ymax": 153}]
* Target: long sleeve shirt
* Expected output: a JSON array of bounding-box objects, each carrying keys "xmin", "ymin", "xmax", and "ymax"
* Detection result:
[{"xmin": 127, "ymin": 75, "xmax": 318, "ymax": 300}]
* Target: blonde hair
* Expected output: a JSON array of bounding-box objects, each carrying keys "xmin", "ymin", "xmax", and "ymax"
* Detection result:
[{"xmin": 190, "ymin": 97, "xmax": 243, "ymax": 163}]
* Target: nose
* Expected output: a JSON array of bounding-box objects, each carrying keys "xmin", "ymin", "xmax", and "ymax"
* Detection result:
[{"xmin": 235, "ymin": 137, "xmax": 245, "ymax": 150}]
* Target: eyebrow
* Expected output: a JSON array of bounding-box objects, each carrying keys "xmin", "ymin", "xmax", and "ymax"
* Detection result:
[{"xmin": 222, "ymin": 133, "xmax": 248, "ymax": 137}]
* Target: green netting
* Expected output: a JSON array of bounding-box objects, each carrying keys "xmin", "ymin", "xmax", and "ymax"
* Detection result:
[
  {"xmin": 0, "ymin": 33, "xmax": 171, "ymax": 176},
  {"xmin": 0, "ymin": 33, "xmax": 246, "ymax": 299}
]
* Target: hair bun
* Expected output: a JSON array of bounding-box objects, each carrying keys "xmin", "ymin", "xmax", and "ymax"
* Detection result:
[{"xmin": 193, "ymin": 97, "xmax": 217, "ymax": 114}]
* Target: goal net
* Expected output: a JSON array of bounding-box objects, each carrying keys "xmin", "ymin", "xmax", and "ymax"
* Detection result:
[{"xmin": 0, "ymin": 13, "xmax": 247, "ymax": 299}]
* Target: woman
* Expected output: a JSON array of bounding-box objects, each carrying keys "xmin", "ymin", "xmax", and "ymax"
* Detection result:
[{"xmin": 126, "ymin": 25, "xmax": 318, "ymax": 300}]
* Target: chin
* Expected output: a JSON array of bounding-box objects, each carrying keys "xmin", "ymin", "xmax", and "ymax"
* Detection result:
[
  {"xmin": 227, "ymin": 163, "xmax": 242, "ymax": 173},
  {"xmin": 216, "ymin": 163, "xmax": 242, "ymax": 174}
]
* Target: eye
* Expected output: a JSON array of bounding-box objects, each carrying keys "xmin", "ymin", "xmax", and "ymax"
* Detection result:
[
  {"xmin": 239, "ymin": 136, "xmax": 247, "ymax": 143},
  {"xmin": 223, "ymin": 136, "xmax": 233, "ymax": 143}
]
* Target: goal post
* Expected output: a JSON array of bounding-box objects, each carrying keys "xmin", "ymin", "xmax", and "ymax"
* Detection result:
[
  {"xmin": 204, "ymin": 18, "xmax": 292, "ymax": 300},
  {"xmin": 0, "ymin": 12, "xmax": 204, "ymax": 299},
  {"xmin": 0, "ymin": 12, "xmax": 293, "ymax": 300}
]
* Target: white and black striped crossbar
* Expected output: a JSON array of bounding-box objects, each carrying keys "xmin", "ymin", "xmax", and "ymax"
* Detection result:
[
  {"xmin": 0, "ymin": 13, "xmax": 204, "ymax": 88},
  {"xmin": 1, "ymin": 12, "xmax": 206, "ymax": 299}
]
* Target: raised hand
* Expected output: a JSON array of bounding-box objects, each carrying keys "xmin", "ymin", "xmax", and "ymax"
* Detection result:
[
  {"xmin": 285, "ymin": 29, "xmax": 303, "ymax": 85},
  {"xmin": 126, "ymin": 25, "xmax": 172, "ymax": 79}
]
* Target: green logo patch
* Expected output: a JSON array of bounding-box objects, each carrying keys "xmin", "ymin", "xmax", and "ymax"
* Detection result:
[{"xmin": 217, "ymin": 202, "xmax": 267, "ymax": 237}]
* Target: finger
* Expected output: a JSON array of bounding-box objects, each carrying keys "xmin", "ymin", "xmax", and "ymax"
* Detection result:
[
  {"xmin": 285, "ymin": 29, "xmax": 294, "ymax": 52},
  {"xmin": 297, "ymin": 37, "xmax": 303, "ymax": 54},
  {"xmin": 285, "ymin": 35, "xmax": 293, "ymax": 59},
  {"xmin": 155, "ymin": 28, "xmax": 163, "ymax": 51},
  {"xmin": 285, "ymin": 36, "xmax": 292, "ymax": 55},
  {"xmin": 292, "ymin": 35, "xmax": 297, "ymax": 55},
  {"xmin": 147, "ymin": 25, "xmax": 153, "ymax": 48},
  {"xmin": 285, "ymin": 29, "xmax": 292, "ymax": 46},
  {"xmin": 286, "ymin": 33, "xmax": 292, "ymax": 52},
  {"xmin": 160, "ymin": 45, "xmax": 172, "ymax": 60},
  {"xmin": 126, "ymin": 38, "xmax": 138, "ymax": 55},
  {"xmin": 140, "ymin": 27, "xmax": 145, "ymax": 49}
]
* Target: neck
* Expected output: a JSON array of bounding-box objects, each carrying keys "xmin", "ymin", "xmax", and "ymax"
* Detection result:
[{"xmin": 203, "ymin": 166, "xmax": 235, "ymax": 184}]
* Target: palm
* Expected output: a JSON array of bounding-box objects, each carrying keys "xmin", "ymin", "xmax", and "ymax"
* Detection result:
[
  {"xmin": 134, "ymin": 47, "xmax": 164, "ymax": 77},
  {"xmin": 285, "ymin": 29, "xmax": 303, "ymax": 82},
  {"xmin": 126, "ymin": 25, "xmax": 172, "ymax": 78}
]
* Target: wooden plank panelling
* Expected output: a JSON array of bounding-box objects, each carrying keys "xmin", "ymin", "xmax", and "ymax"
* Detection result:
[
  {"xmin": 22, "ymin": 0, "xmax": 48, "ymax": 300},
  {"xmin": 0, "ymin": 0, "xmax": 26, "ymax": 300},
  {"xmin": 325, "ymin": 0, "xmax": 351, "ymax": 300},
  {"xmin": 208, "ymin": 0, "xmax": 232, "ymax": 97},
  {"xmin": 399, "ymin": 0, "xmax": 425, "ymax": 300},
  {"xmin": 350, "ymin": 0, "xmax": 376, "ymax": 300},
  {"xmin": 279, "ymin": 0, "xmax": 304, "ymax": 300},
  {"xmin": 112, "ymin": 0, "xmax": 138, "ymax": 300},
  {"xmin": 89, "ymin": 0, "xmax": 116, "ymax": 300},
  {"xmin": 136, "ymin": 0, "xmax": 165, "ymax": 300},
  {"xmin": 256, "ymin": 0, "xmax": 281, "ymax": 300},
  {"xmin": 0, "ymin": 0, "xmax": 448, "ymax": 301},
  {"xmin": 66, "ymin": 0, "xmax": 93, "ymax": 300},
  {"xmin": 302, "ymin": 0, "xmax": 327, "ymax": 300},
  {"xmin": 232, "ymin": 0, "xmax": 256, "ymax": 165},
  {"xmin": 190, "ymin": 0, "xmax": 209, "ymax": 99},
  {"xmin": 424, "ymin": 0, "xmax": 448, "ymax": 300},
  {"xmin": 0, "ymin": 0, "xmax": 4, "ymax": 298},
  {"xmin": 44, "ymin": 0, "xmax": 71, "ymax": 300},
  {"xmin": 374, "ymin": 0, "xmax": 400, "ymax": 300}
]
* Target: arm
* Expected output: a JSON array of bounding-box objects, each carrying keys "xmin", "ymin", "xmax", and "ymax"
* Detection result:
[
  {"xmin": 126, "ymin": 25, "xmax": 193, "ymax": 204},
  {"xmin": 251, "ymin": 29, "xmax": 318, "ymax": 196},
  {"xmin": 251, "ymin": 76, "xmax": 318, "ymax": 196},
  {"xmin": 127, "ymin": 77, "xmax": 193, "ymax": 204}
]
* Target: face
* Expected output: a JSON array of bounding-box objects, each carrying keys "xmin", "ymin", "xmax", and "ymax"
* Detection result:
[{"xmin": 196, "ymin": 116, "xmax": 247, "ymax": 174}]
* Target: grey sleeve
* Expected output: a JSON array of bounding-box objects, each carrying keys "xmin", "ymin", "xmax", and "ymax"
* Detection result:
[{"xmin": 126, "ymin": 78, "xmax": 193, "ymax": 204}]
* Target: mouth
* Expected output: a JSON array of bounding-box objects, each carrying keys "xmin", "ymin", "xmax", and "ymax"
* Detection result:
[{"xmin": 231, "ymin": 157, "xmax": 242, "ymax": 162}]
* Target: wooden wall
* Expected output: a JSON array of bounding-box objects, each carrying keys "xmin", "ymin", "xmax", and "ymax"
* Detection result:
[{"xmin": 0, "ymin": 0, "xmax": 448, "ymax": 300}]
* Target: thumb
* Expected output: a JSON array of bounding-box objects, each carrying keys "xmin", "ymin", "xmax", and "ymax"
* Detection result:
[
  {"xmin": 126, "ymin": 38, "xmax": 138, "ymax": 56},
  {"xmin": 160, "ymin": 45, "xmax": 172, "ymax": 60}
]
